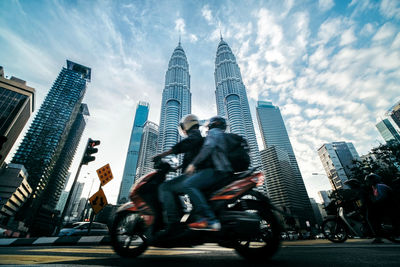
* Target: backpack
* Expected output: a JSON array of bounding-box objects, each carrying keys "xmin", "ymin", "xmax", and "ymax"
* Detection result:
[{"xmin": 223, "ymin": 133, "xmax": 250, "ymax": 172}]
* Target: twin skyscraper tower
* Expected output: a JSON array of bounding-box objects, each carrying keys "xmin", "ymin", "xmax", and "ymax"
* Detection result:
[
  {"xmin": 118, "ymin": 37, "xmax": 261, "ymax": 202},
  {"xmin": 158, "ymin": 37, "xmax": 261, "ymax": 166}
]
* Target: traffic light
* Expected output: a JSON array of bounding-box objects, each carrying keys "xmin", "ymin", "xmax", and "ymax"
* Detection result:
[{"xmin": 82, "ymin": 138, "xmax": 100, "ymax": 165}]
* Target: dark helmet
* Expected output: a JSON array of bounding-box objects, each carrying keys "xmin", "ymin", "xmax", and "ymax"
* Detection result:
[
  {"xmin": 364, "ymin": 173, "xmax": 382, "ymax": 186},
  {"xmin": 208, "ymin": 116, "xmax": 227, "ymax": 130}
]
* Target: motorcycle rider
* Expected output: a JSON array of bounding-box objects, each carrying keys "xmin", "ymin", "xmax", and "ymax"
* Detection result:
[
  {"xmin": 364, "ymin": 173, "xmax": 397, "ymax": 243},
  {"xmin": 153, "ymin": 114, "xmax": 212, "ymax": 235},
  {"xmin": 184, "ymin": 116, "xmax": 233, "ymax": 231}
]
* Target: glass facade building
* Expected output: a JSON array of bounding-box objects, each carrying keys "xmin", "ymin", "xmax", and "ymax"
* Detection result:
[
  {"xmin": 376, "ymin": 118, "xmax": 400, "ymax": 144},
  {"xmin": 317, "ymin": 141, "xmax": 360, "ymax": 190},
  {"xmin": 257, "ymin": 101, "xmax": 314, "ymax": 228},
  {"xmin": 136, "ymin": 121, "xmax": 159, "ymax": 179},
  {"xmin": 117, "ymin": 101, "xmax": 149, "ymax": 204},
  {"xmin": 0, "ymin": 67, "xmax": 35, "ymax": 166},
  {"xmin": 214, "ymin": 38, "xmax": 260, "ymax": 167},
  {"xmin": 11, "ymin": 60, "xmax": 91, "ymax": 236},
  {"xmin": 157, "ymin": 42, "xmax": 191, "ymax": 156}
]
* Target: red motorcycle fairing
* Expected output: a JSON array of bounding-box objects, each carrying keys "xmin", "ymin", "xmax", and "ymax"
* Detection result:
[{"xmin": 210, "ymin": 172, "xmax": 264, "ymax": 201}]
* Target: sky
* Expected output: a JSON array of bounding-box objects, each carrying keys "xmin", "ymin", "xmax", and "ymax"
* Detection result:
[{"xmin": 1, "ymin": 0, "xmax": 400, "ymax": 204}]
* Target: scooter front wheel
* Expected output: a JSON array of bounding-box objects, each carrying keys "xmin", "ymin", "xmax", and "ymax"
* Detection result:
[
  {"xmin": 110, "ymin": 211, "xmax": 149, "ymax": 258},
  {"xmin": 321, "ymin": 218, "xmax": 348, "ymax": 243}
]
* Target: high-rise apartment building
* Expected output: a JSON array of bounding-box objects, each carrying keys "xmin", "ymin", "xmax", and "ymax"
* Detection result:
[
  {"xmin": 117, "ymin": 102, "xmax": 149, "ymax": 204},
  {"xmin": 214, "ymin": 38, "xmax": 260, "ymax": 167},
  {"xmin": 157, "ymin": 42, "xmax": 191, "ymax": 156},
  {"xmin": 11, "ymin": 60, "xmax": 91, "ymax": 235},
  {"xmin": 376, "ymin": 118, "xmax": 400, "ymax": 144},
  {"xmin": 0, "ymin": 66, "xmax": 35, "ymax": 166},
  {"xmin": 317, "ymin": 142, "xmax": 360, "ymax": 190},
  {"xmin": 136, "ymin": 121, "xmax": 158, "ymax": 179},
  {"xmin": 257, "ymin": 101, "xmax": 314, "ymax": 228}
]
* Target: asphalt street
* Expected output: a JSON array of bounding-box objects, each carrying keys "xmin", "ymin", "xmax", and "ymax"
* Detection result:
[{"xmin": 0, "ymin": 239, "xmax": 399, "ymax": 266}]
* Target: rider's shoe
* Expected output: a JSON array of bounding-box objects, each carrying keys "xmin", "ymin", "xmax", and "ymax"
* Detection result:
[{"xmin": 188, "ymin": 218, "xmax": 221, "ymax": 231}]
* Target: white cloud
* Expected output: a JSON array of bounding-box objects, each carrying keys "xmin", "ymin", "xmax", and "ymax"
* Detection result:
[
  {"xmin": 379, "ymin": 0, "xmax": 400, "ymax": 20},
  {"xmin": 175, "ymin": 18, "xmax": 186, "ymax": 34},
  {"xmin": 372, "ymin": 22, "xmax": 396, "ymax": 41},
  {"xmin": 360, "ymin": 23, "xmax": 375, "ymax": 36},
  {"xmin": 189, "ymin": 34, "xmax": 198, "ymax": 43},
  {"xmin": 319, "ymin": 0, "xmax": 335, "ymax": 12},
  {"xmin": 201, "ymin": 5, "xmax": 212, "ymax": 23},
  {"xmin": 317, "ymin": 17, "xmax": 342, "ymax": 44},
  {"xmin": 340, "ymin": 28, "xmax": 356, "ymax": 46}
]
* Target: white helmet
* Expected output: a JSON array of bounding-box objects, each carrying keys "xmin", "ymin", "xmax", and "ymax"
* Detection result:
[{"xmin": 178, "ymin": 114, "xmax": 199, "ymax": 137}]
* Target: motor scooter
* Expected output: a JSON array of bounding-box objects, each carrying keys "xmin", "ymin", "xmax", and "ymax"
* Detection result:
[
  {"xmin": 110, "ymin": 158, "xmax": 282, "ymax": 261},
  {"xmin": 321, "ymin": 179, "xmax": 400, "ymax": 243}
]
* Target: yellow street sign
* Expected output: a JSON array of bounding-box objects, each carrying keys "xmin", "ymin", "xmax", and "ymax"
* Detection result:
[
  {"xmin": 96, "ymin": 163, "xmax": 114, "ymax": 186},
  {"xmin": 89, "ymin": 188, "xmax": 108, "ymax": 214}
]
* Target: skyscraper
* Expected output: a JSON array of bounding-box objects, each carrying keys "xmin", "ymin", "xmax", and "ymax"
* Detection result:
[
  {"xmin": 39, "ymin": 104, "xmax": 89, "ymax": 213},
  {"xmin": 214, "ymin": 38, "xmax": 260, "ymax": 167},
  {"xmin": 136, "ymin": 121, "xmax": 159, "ymax": 179},
  {"xmin": 11, "ymin": 60, "xmax": 91, "ymax": 235},
  {"xmin": 0, "ymin": 66, "xmax": 35, "ymax": 166},
  {"xmin": 257, "ymin": 101, "xmax": 314, "ymax": 227},
  {"xmin": 387, "ymin": 100, "xmax": 400, "ymax": 129},
  {"xmin": 317, "ymin": 141, "xmax": 360, "ymax": 190},
  {"xmin": 376, "ymin": 118, "xmax": 400, "ymax": 144},
  {"xmin": 118, "ymin": 102, "xmax": 149, "ymax": 204},
  {"xmin": 157, "ymin": 42, "xmax": 191, "ymax": 155}
]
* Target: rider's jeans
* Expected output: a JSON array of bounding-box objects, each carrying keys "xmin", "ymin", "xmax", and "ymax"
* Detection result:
[
  {"xmin": 183, "ymin": 168, "xmax": 219, "ymax": 222},
  {"xmin": 158, "ymin": 174, "xmax": 187, "ymax": 226}
]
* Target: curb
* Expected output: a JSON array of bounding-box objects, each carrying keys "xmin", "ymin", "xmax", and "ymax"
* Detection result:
[{"xmin": 0, "ymin": 235, "xmax": 110, "ymax": 246}]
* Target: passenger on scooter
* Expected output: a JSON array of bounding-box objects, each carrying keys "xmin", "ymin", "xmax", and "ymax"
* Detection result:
[
  {"xmin": 153, "ymin": 114, "xmax": 212, "ymax": 235},
  {"xmin": 184, "ymin": 116, "xmax": 233, "ymax": 231}
]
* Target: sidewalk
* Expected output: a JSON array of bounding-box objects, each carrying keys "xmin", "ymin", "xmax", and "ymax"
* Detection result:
[{"xmin": 0, "ymin": 235, "xmax": 110, "ymax": 247}]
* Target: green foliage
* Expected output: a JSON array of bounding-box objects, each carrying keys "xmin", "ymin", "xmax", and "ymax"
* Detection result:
[{"xmin": 350, "ymin": 141, "xmax": 400, "ymax": 186}]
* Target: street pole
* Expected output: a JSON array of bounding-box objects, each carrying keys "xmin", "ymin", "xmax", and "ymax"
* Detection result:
[
  {"xmin": 87, "ymin": 183, "xmax": 101, "ymax": 235},
  {"xmin": 80, "ymin": 174, "xmax": 95, "ymax": 221}
]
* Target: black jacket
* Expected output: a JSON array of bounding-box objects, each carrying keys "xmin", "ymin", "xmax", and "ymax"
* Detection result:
[{"xmin": 171, "ymin": 129, "xmax": 212, "ymax": 171}]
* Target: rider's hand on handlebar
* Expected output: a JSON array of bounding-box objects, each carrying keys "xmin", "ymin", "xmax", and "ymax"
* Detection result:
[
  {"xmin": 152, "ymin": 155, "xmax": 162, "ymax": 162},
  {"xmin": 185, "ymin": 164, "xmax": 195, "ymax": 175}
]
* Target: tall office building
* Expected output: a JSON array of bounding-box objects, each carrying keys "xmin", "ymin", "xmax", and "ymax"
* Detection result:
[
  {"xmin": 376, "ymin": 119, "xmax": 400, "ymax": 144},
  {"xmin": 317, "ymin": 141, "xmax": 360, "ymax": 190},
  {"xmin": 0, "ymin": 66, "xmax": 35, "ymax": 166},
  {"xmin": 257, "ymin": 101, "xmax": 314, "ymax": 227},
  {"xmin": 11, "ymin": 60, "xmax": 91, "ymax": 235},
  {"xmin": 387, "ymin": 101, "xmax": 400, "ymax": 129},
  {"xmin": 214, "ymin": 38, "xmax": 260, "ymax": 166},
  {"xmin": 157, "ymin": 42, "xmax": 191, "ymax": 155},
  {"xmin": 136, "ymin": 121, "xmax": 159, "ymax": 179},
  {"xmin": 117, "ymin": 102, "xmax": 149, "ymax": 204}
]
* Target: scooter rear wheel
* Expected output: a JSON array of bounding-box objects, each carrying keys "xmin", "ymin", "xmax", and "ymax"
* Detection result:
[
  {"xmin": 321, "ymin": 218, "xmax": 348, "ymax": 243},
  {"xmin": 110, "ymin": 211, "xmax": 149, "ymax": 258},
  {"xmin": 231, "ymin": 196, "xmax": 281, "ymax": 261}
]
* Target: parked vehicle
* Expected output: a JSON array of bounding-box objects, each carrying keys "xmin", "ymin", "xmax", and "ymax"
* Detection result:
[
  {"xmin": 110, "ymin": 158, "xmax": 282, "ymax": 261},
  {"xmin": 321, "ymin": 179, "xmax": 400, "ymax": 243},
  {"xmin": 58, "ymin": 222, "xmax": 109, "ymax": 237}
]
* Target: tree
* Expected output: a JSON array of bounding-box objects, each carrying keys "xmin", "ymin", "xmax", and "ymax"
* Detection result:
[{"xmin": 350, "ymin": 141, "xmax": 400, "ymax": 186}]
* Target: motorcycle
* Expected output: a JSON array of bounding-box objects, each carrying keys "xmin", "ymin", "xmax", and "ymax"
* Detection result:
[
  {"xmin": 110, "ymin": 158, "xmax": 281, "ymax": 261},
  {"xmin": 321, "ymin": 179, "xmax": 400, "ymax": 243}
]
